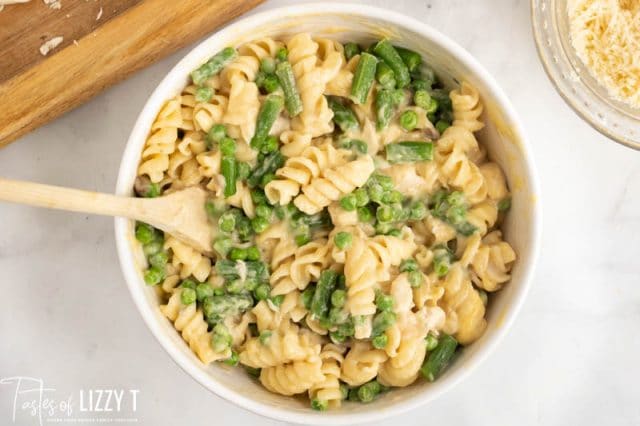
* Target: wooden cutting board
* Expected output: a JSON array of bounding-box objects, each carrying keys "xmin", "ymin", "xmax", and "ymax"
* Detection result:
[{"xmin": 0, "ymin": 0, "xmax": 264, "ymax": 147}]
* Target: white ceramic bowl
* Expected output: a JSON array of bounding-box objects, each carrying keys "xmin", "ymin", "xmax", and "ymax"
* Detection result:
[{"xmin": 115, "ymin": 3, "xmax": 541, "ymax": 424}]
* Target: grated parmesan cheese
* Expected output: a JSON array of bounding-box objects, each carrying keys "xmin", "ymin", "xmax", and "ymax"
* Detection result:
[
  {"xmin": 39, "ymin": 36, "xmax": 63, "ymax": 55},
  {"xmin": 568, "ymin": 0, "xmax": 640, "ymax": 108}
]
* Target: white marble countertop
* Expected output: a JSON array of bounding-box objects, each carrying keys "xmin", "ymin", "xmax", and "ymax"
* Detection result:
[{"xmin": 1, "ymin": 0, "xmax": 639, "ymax": 425}]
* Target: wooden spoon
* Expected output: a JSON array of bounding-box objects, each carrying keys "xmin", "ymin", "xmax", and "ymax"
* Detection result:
[{"xmin": 0, "ymin": 178, "xmax": 213, "ymax": 254}]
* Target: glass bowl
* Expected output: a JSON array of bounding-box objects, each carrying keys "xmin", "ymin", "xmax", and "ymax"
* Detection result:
[{"xmin": 531, "ymin": 0, "xmax": 640, "ymax": 150}]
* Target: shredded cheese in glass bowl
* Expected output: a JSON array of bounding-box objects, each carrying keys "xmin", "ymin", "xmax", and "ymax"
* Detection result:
[{"xmin": 532, "ymin": 0, "xmax": 640, "ymax": 150}]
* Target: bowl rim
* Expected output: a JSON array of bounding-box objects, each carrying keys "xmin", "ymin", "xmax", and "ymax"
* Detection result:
[
  {"xmin": 530, "ymin": 0, "xmax": 640, "ymax": 151},
  {"xmin": 114, "ymin": 3, "xmax": 542, "ymax": 424}
]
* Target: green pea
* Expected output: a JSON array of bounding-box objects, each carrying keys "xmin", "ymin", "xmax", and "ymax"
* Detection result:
[
  {"xmin": 408, "ymin": 270, "xmax": 424, "ymax": 287},
  {"xmin": 337, "ymin": 274, "xmax": 346, "ymax": 289},
  {"xmin": 144, "ymin": 182, "xmax": 161, "ymax": 198},
  {"xmin": 143, "ymin": 241, "xmax": 163, "ymax": 257},
  {"xmin": 262, "ymin": 75, "xmax": 280, "ymax": 93},
  {"xmin": 409, "ymin": 202, "xmax": 427, "ymax": 220},
  {"xmin": 195, "ymin": 86, "xmax": 214, "ymax": 103},
  {"xmin": 426, "ymin": 333, "xmax": 439, "ymax": 351},
  {"xmin": 386, "ymin": 228, "xmax": 401, "ymax": 237},
  {"xmin": 251, "ymin": 189, "xmax": 269, "ymax": 205},
  {"xmin": 426, "ymin": 97, "xmax": 439, "ymax": 114},
  {"xmin": 251, "ymin": 216, "xmax": 270, "ymax": 233},
  {"xmin": 382, "ymin": 190, "xmax": 403, "ymax": 204},
  {"xmin": 340, "ymin": 194, "xmax": 358, "ymax": 211},
  {"xmin": 228, "ymin": 247, "xmax": 247, "ymax": 261},
  {"xmin": 357, "ymin": 206, "xmax": 374, "ymax": 222},
  {"xmin": 399, "ymin": 110, "xmax": 418, "ymax": 131},
  {"xmin": 220, "ymin": 137, "xmax": 236, "ymax": 157},
  {"xmin": 367, "ymin": 183, "xmax": 385, "ymax": 203},
  {"xmin": 311, "ymin": 398, "xmax": 328, "ymax": 411},
  {"xmin": 260, "ymin": 57, "xmax": 276, "ymax": 74},
  {"xmin": 269, "ymin": 294, "xmax": 285, "ymax": 307},
  {"xmin": 348, "ymin": 388, "xmax": 360, "ymax": 402},
  {"xmin": 354, "ymin": 188, "xmax": 370, "ymax": 207},
  {"xmin": 400, "ymin": 258, "xmax": 419, "ymax": 273},
  {"xmin": 337, "ymin": 320, "xmax": 355, "ymax": 337},
  {"xmin": 329, "ymin": 331, "xmax": 346, "ymax": 344},
  {"xmin": 375, "ymin": 221, "xmax": 393, "ymax": 235},
  {"xmin": 414, "ymin": 90, "xmax": 432, "ymax": 110},
  {"xmin": 236, "ymin": 217, "xmax": 254, "ymax": 241},
  {"xmin": 211, "ymin": 324, "xmax": 232, "ymax": 352},
  {"xmin": 295, "ymin": 233, "xmax": 311, "ymax": 246},
  {"xmin": 373, "ymin": 174, "xmax": 394, "ymax": 190},
  {"xmin": 180, "ymin": 288, "xmax": 197, "ymax": 305},
  {"xmin": 148, "ymin": 251, "xmax": 168, "ymax": 268},
  {"xmin": 260, "ymin": 173, "xmax": 276, "ymax": 187},
  {"xmin": 372, "ymin": 311, "xmax": 396, "ymax": 336},
  {"xmin": 144, "ymin": 266, "xmax": 164, "ymax": 286},
  {"xmin": 435, "ymin": 120, "xmax": 450, "ymax": 134},
  {"xmin": 447, "ymin": 191, "xmax": 465, "ymax": 207},
  {"xmin": 135, "ymin": 223, "xmax": 157, "ymax": 244},
  {"xmin": 331, "ymin": 289, "xmax": 346, "ymax": 308},
  {"xmin": 372, "ymin": 334, "xmax": 388, "ymax": 349},
  {"xmin": 259, "ymin": 330, "xmax": 272, "ymax": 345},
  {"xmin": 246, "ymin": 246, "xmax": 261, "ymax": 261},
  {"xmin": 180, "ymin": 278, "xmax": 197, "ymax": 290},
  {"xmin": 376, "ymin": 205, "xmax": 394, "ymax": 223},
  {"xmin": 275, "ymin": 48, "xmax": 288, "ymax": 62},
  {"xmin": 244, "ymin": 278, "xmax": 259, "ymax": 292},
  {"xmin": 218, "ymin": 212, "xmax": 236, "ymax": 233},
  {"xmin": 334, "ymin": 231, "xmax": 352, "ymax": 250},
  {"xmin": 223, "ymin": 350, "xmax": 239, "ymax": 366},
  {"xmin": 254, "ymin": 284, "xmax": 270, "ymax": 301},
  {"xmin": 237, "ymin": 162, "xmax": 251, "ymax": 181},
  {"xmin": 498, "ymin": 197, "xmax": 512, "ymax": 212},
  {"xmin": 375, "ymin": 292, "xmax": 394, "ymax": 312},
  {"xmin": 357, "ymin": 381, "xmax": 381, "ymax": 403},
  {"xmin": 329, "ymin": 307, "xmax": 349, "ymax": 325},
  {"xmin": 226, "ymin": 279, "xmax": 245, "ymax": 294},
  {"xmin": 196, "ymin": 283, "xmax": 214, "ymax": 302},
  {"xmin": 255, "ymin": 204, "xmax": 272, "ymax": 219},
  {"xmin": 213, "ymin": 236, "xmax": 232, "ymax": 257},
  {"xmin": 319, "ymin": 317, "xmax": 333, "ymax": 330},
  {"xmin": 206, "ymin": 124, "xmax": 227, "ymax": 147},
  {"xmin": 340, "ymin": 384, "xmax": 349, "ymax": 400},
  {"xmin": 260, "ymin": 135, "xmax": 279, "ymax": 154}
]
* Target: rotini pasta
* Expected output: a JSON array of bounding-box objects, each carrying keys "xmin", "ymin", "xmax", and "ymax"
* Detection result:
[{"xmin": 134, "ymin": 34, "xmax": 516, "ymax": 410}]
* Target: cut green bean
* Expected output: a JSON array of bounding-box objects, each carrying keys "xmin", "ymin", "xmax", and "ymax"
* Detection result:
[
  {"xmin": 372, "ymin": 39, "xmax": 410, "ymax": 88},
  {"xmin": 191, "ymin": 47, "xmax": 237, "ymax": 86},
  {"xmin": 275, "ymin": 61, "xmax": 303, "ymax": 116},
  {"xmin": 330, "ymin": 289, "xmax": 346, "ymax": 308},
  {"xmin": 425, "ymin": 333, "xmax": 439, "ymax": 351},
  {"xmin": 328, "ymin": 98, "xmax": 359, "ymax": 132},
  {"xmin": 344, "ymin": 42, "xmax": 361, "ymax": 61},
  {"xmin": 340, "ymin": 139, "xmax": 368, "ymax": 154},
  {"xmin": 394, "ymin": 46, "xmax": 422, "ymax": 72},
  {"xmin": 435, "ymin": 120, "xmax": 450, "ymax": 134},
  {"xmin": 376, "ymin": 61, "xmax": 396, "ymax": 88},
  {"xmin": 421, "ymin": 334, "xmax": 458, "ymax": 382},
  {"xmin": 221, "ymin": 157, "xmax": 237, "ymax": 197},
  {"xmin": 310, "ymin": 270, "xmax": 338, "ymax": 320},
  {"xmin": 375, "ymin": 89, "xmax": 394, "ymax": 130},
  {"xmin": 247, "ymin": 151, "xmax": 285, "ymax": 188},
  {"xmin": 385, "ymin": 141, "xmax": 433, "ymax": 163},
  {"xmin": 350, "ymin": 52, "xmax": 378, "ymax": 104},
  {"xmin": 498, "ymin": 197, "xmax": 512, "ymax": 212},
  {"xmin": 251, "ymin": 94, "xmax": 284, "ymax": 149}
]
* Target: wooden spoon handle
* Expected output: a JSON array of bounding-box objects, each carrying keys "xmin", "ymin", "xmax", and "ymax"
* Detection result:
[{"xmin": 0, "ymin": 177, "xmax": 147, "ymax": 220}]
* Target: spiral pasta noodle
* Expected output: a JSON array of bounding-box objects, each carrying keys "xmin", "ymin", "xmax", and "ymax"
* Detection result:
[{"xmin": 135, "ymin": 34, "xmax": 517, "ymax": 410}]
